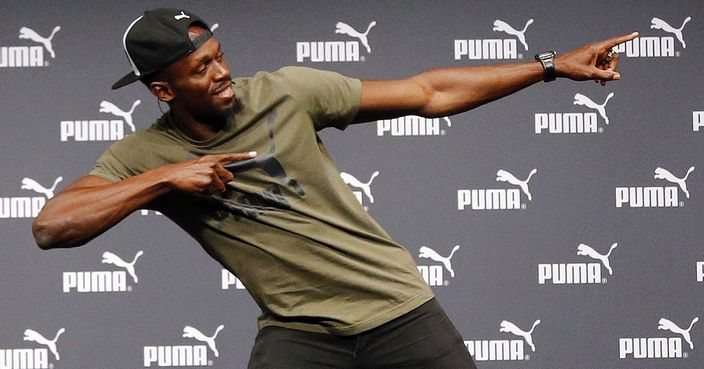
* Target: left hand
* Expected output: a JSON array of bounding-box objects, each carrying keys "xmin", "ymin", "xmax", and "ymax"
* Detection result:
[{"xmin": 555, "ymin": 32, "xmax": 639, "ymax": 85}]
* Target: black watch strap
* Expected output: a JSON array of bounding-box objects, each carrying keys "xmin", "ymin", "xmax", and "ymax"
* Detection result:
[{"xmin": 535, "ymin": 51, "xmax": 557, "ymax": 82}]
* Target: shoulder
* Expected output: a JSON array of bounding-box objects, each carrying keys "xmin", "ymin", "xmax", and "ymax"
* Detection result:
[
  {"xmin": 241, "ymin": 67, "xmax": 355, "ymax": 90},
  {"xmin": 100, "ymin": 118, "xmax": 179, "ymax": 164},
  {"xmin": 107, "ymin": 125, "xmax": 160, "ymax": 153}
]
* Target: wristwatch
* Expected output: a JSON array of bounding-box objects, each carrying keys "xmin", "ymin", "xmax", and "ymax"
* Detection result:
[{"xmin": 534, "ymin": 51, "xmax": 557, "ymax": 82}]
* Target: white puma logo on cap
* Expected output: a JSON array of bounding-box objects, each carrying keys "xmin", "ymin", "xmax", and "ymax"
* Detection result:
[{"xmin": 175, "ymin": 11, "xmax": 190, "ymax": 20}]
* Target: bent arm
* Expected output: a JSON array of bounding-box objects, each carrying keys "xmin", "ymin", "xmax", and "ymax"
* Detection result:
[
  {"xmin": 32, "ymin": 152, "xmax": 256, "ymax": 249},
  {"xmin": 353, "ymin": 32, "xmax": 638, "ymax": 123},
  {"xmin": 32, "ymin": 173, "xmax": 170, "ymax": 249}
]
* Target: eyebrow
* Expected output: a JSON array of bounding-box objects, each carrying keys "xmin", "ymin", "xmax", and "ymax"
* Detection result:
[{"xmin": 193, "ymin": 43, "xmax": 222, "ymax": 65}]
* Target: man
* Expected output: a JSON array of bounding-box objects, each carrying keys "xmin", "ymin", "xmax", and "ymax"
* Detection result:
[{"xmin": 32, "ymin": 8, "xmax": 636, "ymax": 369}]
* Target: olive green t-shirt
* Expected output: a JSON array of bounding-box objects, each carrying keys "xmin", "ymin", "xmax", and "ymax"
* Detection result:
[{"xmin": 90, "ymin": 66, "xmax": 434, "ymax": 335}]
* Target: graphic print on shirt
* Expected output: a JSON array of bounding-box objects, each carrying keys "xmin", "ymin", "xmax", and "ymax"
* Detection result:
[{"xmin": 212, "ymin": 108, "xmax": 305, "ymax": 220}]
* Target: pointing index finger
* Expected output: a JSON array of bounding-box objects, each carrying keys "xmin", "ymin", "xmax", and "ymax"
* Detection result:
[
  {"xmin": 603, "ymin": 32, "xmax": 639, "ymax": 49},
  {"xmin": 216, "ymin": 151, "xmax": 258, "ymax": 164}
]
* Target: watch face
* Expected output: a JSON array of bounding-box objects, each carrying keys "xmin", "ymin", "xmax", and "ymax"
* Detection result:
[{"xmin": 535, "ymin": 51, "xmax": 556, "ymax": 61}]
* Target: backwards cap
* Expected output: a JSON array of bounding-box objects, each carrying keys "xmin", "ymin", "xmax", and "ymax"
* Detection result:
[{"xmin": 112, "ymin": 8, "xmax": 212, "ymax": 89}]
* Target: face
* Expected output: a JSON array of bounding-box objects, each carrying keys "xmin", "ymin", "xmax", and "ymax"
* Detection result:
[{"xmin": 154, "ymin": 26, "xmax": 236, "ymax": 122}]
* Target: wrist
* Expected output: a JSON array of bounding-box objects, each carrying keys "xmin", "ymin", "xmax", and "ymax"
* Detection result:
[
  {"xmin": 534, "ymin": 51, "xmax": 557, "ymax": 82},
  {"xmin": 143, "ymin": 166, "xmax": 176, "ymax": 193}
]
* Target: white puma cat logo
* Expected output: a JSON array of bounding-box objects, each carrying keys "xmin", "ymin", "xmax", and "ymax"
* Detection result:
[
  {"xmin": 496, "ymin": 169, "xmax": 537, "ymax": 201},
  {"xmin": 183, "ymin": 325, "xmax": 224, "ymax": 357},
  {"xmin": 492, "ymin": 19, "xmax": 533, "ymax": 51},
  {"xmin": 418, "ymin": 245, "xmax": 460, "ymax": 277},
  {"xmin": 650, "ymin": 17, "xmax": 691, "ymax": 49},
  {"xmin": 340, "ymin": 171, "xmax": 379, "ymax": 203},
  {"xmin": 23, "ymin": 328, "xmax": 65, "ymax": 360},
  {"xmin": 174, "ymin": 11, "xmax": 190, "ymax": 21},
  {"xmin": 658, "ymin": 317, "xmax": 698, "ymax": 350},
  {"xmin": 654, "ymin": 166, "xmax": 695, "ymax": 198},
  {"xmin": 18, "ymin": 26, "xmax": 61, "ymax": 58},
  {"xmin": 573, "ymin": 92, "xmax": 614, "ymax": 125},
  {"xmin": 101, "ymin": 250, "xmax": 144, "ymax": 283},
  {"xmin": 335, "ymin": 21, "xmax": 376, "ymax": 53},
  {"xmin": 99, "ymin": 100, "xmax": 141, "ymax": 132},
  {"xmin": 577, "ymin": 243, "xmax": 618, "ymax": 275},
  {"xmin": 21, "ymin": 177, "xmax": 63, "ymax": 199},
  {"xmin": 499, "ymin": 320, "xmax": 540, "ymax": 352}
]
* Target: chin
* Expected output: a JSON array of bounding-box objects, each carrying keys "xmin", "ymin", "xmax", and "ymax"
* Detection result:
[{"xmin": 212, "ymin": 100, "xmax": 240, "ymax": 121}]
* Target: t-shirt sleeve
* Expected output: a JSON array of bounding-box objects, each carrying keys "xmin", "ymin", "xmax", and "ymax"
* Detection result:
[
  {"xmin": 276, "ymin": 66, "xmax": 362, "ymax": 130},
  {"xmin": 88, "ymin": 139, "xmax": 139, "ymax": 183}
]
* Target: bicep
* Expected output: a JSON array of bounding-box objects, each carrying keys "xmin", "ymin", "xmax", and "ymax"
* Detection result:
[{"xmin": 352, "ymin": 78, "xmax": 431, "ymax": 123}]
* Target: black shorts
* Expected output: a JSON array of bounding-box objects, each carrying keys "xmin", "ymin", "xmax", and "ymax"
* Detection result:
[{"xmin": 247, "ymin": 298, "xmax": 477, "ymax": 369}]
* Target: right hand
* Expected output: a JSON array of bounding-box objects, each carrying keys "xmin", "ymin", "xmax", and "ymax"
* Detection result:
[
  {"xmin": 159, "ymin": 152, "xmax": 257, "ymax": 194},
  {"xmin": 555, "ymin": 32, "xmax": 638, "ymax": 84}
]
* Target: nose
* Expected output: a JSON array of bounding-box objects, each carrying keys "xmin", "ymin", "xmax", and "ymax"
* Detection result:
[{"xmin": 213, "ymin": 58, "xmax": 231, "ymax": 82}]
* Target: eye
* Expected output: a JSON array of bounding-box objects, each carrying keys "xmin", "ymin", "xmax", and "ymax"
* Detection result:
[{"xmin": 216, "ymin": 52, "xmax": 224, "ymax": 62}]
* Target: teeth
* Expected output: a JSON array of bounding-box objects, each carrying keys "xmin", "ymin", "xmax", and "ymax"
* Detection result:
[{"xmin": 216, "ymin": 85, "xmax": 233, "ymax": 98}]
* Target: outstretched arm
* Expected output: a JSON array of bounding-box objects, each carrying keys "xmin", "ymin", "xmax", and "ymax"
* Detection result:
[
  {"xmin": 352, "ymin": 32, "xmax": 638, "ymax": 123},
  {"xmin": 32, "ymin": 152, "xmax": 255, "ymax": 249}
]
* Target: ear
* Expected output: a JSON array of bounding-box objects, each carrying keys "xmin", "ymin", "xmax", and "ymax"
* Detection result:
[{"xmin": 148, "ymin": 81, "xmax": 175, "ymax": 103}]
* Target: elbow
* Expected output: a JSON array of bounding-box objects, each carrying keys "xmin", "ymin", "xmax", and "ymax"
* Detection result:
[
  {"xmin": 32, "ymin": 216, "xmax": 85, "ymax": 250},
  {"xmin": 32, "ymin": 218, "xmax": 59, "ymax": 250}
]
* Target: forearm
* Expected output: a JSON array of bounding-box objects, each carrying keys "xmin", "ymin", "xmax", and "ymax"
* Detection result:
[
  {"xmin": 32, "ymin": 170, "xmax": 170, "ymax": 249},
  {"xmin": 355, "ymin": 61, "xmax": 545, "ymax": 123},
  {"xmin": 412, "ymin": 61, "xmax": 544, "ymax": 117},
  {"xmin": 32, "ymin": 151, "xmax": 255, "ymax": 249}
]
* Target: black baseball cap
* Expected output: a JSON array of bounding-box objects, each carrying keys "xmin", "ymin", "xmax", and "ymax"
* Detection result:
[{"xmin": 112, "ymin": 8, "xmax": 212, "ymax": 89}]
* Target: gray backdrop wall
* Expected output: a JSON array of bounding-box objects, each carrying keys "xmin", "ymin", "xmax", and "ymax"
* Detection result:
[{"xmin": 1, "ymin": 1, "xmax": 702, "ymax": 368}]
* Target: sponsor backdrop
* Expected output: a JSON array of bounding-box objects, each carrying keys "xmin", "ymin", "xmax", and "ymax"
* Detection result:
[{"xmin": 1, "ymin": 0, "xmax": 702, "ymax": 368}]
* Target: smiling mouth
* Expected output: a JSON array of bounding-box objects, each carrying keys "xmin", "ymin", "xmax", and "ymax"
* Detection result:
[
  {"xmin": 213, "ymin": 81, "xmax": 232, "ymax": 95},
  {"xmin": 213, "ymin": 83, "xmax": 234, "ymax": 99}
]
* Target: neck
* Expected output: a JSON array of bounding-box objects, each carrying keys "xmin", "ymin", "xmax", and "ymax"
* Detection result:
[{"xmin": 170, "ymin": 107, "xmax": 228, "ymax": 141}]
